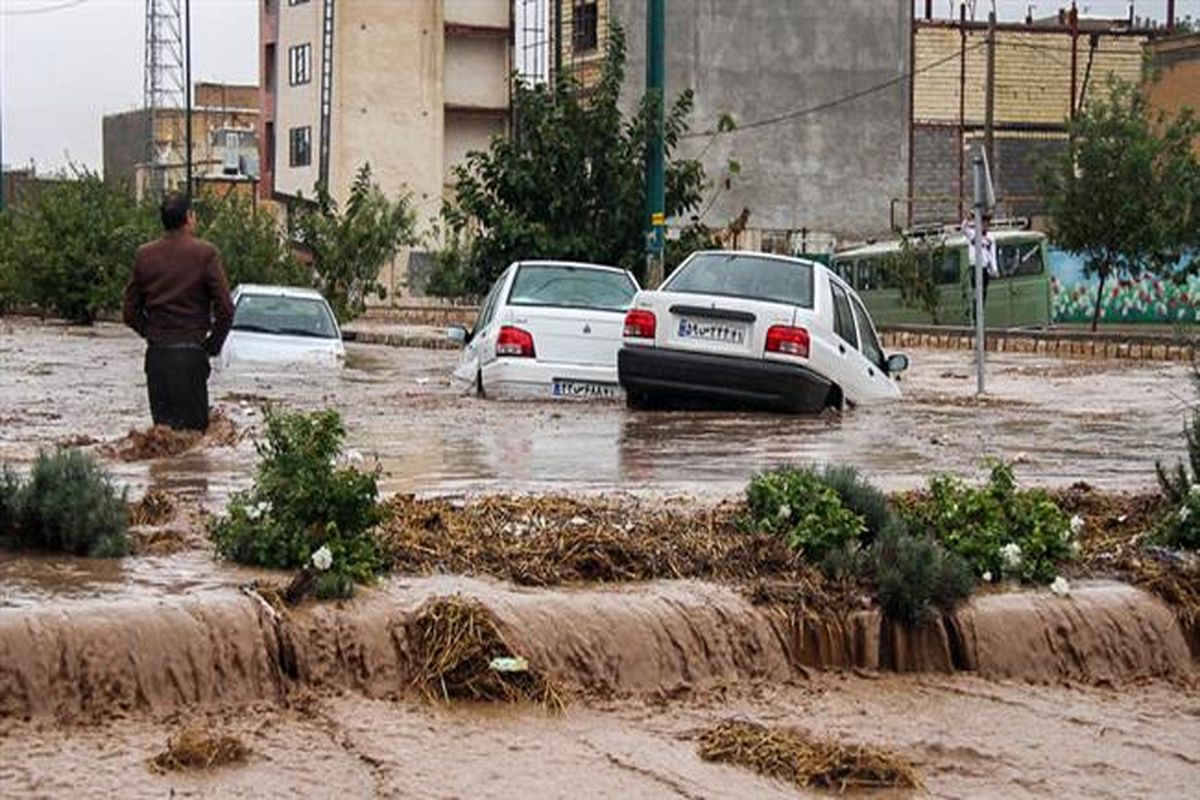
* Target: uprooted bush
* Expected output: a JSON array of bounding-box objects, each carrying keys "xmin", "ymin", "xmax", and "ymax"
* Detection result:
[
  {"xmin": 900, "ymin": 462, "xmax": 1074, "ymax": 585},
  {"xmin": 210, "ymin": 407, "xmax": 382, "ymax": 598},
  {"xmin": 0, "ymin": 450, "xmax": 128, "ymax": 557}
]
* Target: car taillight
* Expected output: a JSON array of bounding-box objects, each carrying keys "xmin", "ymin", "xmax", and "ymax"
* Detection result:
[
  {"xmin": 765, "ymin": 325, "xmax": 810, "ymax": 358},
  {"xmin": 623, "ymin": 309, "xmax": 657, "ymax": 339},
  {"xmin": 496, "ymin": 326, "xmax": 536, "ymax": 358}
]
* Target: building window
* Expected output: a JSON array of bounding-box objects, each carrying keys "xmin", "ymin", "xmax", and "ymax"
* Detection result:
[
  {"xmin": 288, "ymin": 43, "xmax": 311, "ymax": 86},
  {"xmin": 264, "ymin": 43, "xmax": 277, "ymax": 92},
  {"xmin": 573, "ymin": 2, "xmax": 598, "ymax": 52},
  {"xmin": 289, "ymin": 126, "xmax": 311, "ymax": 167},
  {"xmin": 264, "ymin": 122, "xmax": 275, "ymax": 174}
]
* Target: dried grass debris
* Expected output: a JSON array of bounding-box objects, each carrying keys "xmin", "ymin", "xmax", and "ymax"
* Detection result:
[
  {"xmin": 150, "ymin": 725, "xmax": 250, "ymax": 772},
  {"xmin": 379, "ymin": 494, "xmax": 822, "ymax": 590},
  {"xmin": 408, "ymin": 595, "xmax": 563, "ymax": 711},
  {"xmin": 697, "ymin": 720, "xmax": 921, "ymax": 792}
]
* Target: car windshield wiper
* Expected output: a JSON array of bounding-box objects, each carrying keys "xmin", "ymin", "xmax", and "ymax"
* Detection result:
[
  {"xmin": 232, "ymin": 323, "xmax": 280, "ymax": 334},
  {"xmin": 276, "ymin": 327, "xmax": 334, "ymax": 339}
]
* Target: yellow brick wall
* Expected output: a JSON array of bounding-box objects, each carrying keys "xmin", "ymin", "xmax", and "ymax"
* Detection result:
[{"xmin": 914, "ymin": 26, "xmax": 1146, "ymax": 126}]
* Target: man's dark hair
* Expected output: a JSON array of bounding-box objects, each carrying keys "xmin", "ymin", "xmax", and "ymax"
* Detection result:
[{"xmin": 160, "ymin": 193, "xmax": 192, "ymax": 231}]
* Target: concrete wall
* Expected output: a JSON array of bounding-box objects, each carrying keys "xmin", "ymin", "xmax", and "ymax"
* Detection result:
[
  {"xmin": 445, "ymin": 0, "xmax": 508, "ymax": 29},
  {"xmin": 443, "ymin": 112, "xmax": 505, "ymax": 185},
  {"xmin": 611, "ymin": 0, "xmax": 911, "ymax": 240},
  {"xmin": 445, "ymin": 36, "xmax": 509, "ymax": 109},
  {"xmin": 331, "ymin": 1, "xmax": 445, "ymax": 211}
]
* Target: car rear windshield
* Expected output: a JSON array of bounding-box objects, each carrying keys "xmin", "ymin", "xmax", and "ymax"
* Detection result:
[
  {"xmin": 665, "ymin": 253, "xmax": 814, "ymax": 308},
  {"xmin": 507, "ymin": 264, "xmax": 636, "ymax": 312},
  {"xmin": 232, "ymin": 294, "xmax": 338, "ymax": 339}
]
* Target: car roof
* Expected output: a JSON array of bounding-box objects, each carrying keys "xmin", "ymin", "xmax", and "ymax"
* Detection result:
[
  {"xmin": 235, "ymin": 284, "xmax": 329, "ymax": 301},
  {"xmin": 836, "ymin": 230, "xmax": 1046, "ymax": 258},
  {"xmin": 512, "ymin": 260, "xmax": 630, "ymax": 275},
  {"xmin": 684, "ymin": 250, "xmax": 826, "ymax": 269}
]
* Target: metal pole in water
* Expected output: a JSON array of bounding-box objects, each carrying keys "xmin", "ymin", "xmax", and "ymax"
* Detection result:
[
  {"xmin": 645, "ymin": 0, "xmax": 666, "ymax": 288},
  {"xmin": 973, "ymin": 152, "xmax": 986, "ymax": 395}
]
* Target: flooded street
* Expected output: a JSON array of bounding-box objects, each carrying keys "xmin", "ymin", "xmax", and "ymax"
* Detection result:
[{"xmin": 0, "ymin": 319, "xmax": 1191, "ymax": 503}]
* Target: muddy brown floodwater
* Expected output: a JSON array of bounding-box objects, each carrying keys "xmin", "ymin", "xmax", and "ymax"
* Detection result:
[{"xmin": 0, "ymin": 318, "xmax": 1192, "ymax": 505}]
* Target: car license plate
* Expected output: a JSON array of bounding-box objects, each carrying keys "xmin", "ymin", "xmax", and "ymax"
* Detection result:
[
  {"xmin": 552, "ymin": 379, "xmax": 617, "ymax": 399},
  {"xmin": 677, "ymin": 317, "xmax": 746, "ymax": 345}
]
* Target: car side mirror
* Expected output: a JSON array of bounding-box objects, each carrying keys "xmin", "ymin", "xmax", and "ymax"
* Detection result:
[
  {"xmin": 886, "ymin": 353, "xmax": 909, "ymax": 375},
  {"xmin": 447, "ymin": 325, "xmax": 470, "ymax": 345}
]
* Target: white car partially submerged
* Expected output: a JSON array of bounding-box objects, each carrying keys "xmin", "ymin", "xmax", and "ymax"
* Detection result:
[
  {"xmin": 217, "ymin": 284, "xmax": 344, "ymax": 369},
  {"xmin": 451, "ymin": 261, "xmax": 639, "ymax": 399},
  {"xmin": 617, "ymin": 251, "xmax": 908, "ymax": 412}
]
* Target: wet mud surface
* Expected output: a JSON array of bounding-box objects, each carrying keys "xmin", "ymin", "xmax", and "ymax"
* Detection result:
[
  {"xmin": 2, "ymin": 674, "xmax": 1197, "ymax": 799},
  {"xmin": 1, "ymin": 319, "xmax": 1192, "ymax": 504}
]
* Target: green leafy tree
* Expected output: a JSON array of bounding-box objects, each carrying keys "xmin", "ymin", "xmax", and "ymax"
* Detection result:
[
  {"xmin": 2, "ymin": 169, "xmax": 158, "ymax": 323},
  {"xmin": 291, "ymin": 164, "xmax": 419, "ymax": 321},
  {"xmin": 1040, "ymin": 78, "xmax": 1200, "ymax": 330},
  {"xmin": 886, "ymin": 231, "xmax": 945, "ymax": 324},
  {"xmin": 430, "ymin": 25, "xmax": 708, "ymax": 295},
  {"xmin": 194, "ymin": 191, "xmax": 307, "ymax": 289}
]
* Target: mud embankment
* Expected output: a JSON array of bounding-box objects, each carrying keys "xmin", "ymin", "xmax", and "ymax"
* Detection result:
[{"xmin": 0, "ymin": 580, "xmax": 1192, "ymax": 721}]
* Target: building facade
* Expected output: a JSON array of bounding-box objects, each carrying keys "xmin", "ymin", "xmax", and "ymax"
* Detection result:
[
  {"xmin": 260, "ymin": 0, "xmax": 510, "ymax": 211},
  {"xmin": 1147, "ymin": 32, "xmax": 1200, "ymax": 157},
  {"xmin": 103, "ymin": 82, "xmax": 260, "ymax": 197},
  {"xmin": 909, "ymin": 8, "xmax": 1150, "ymax": 227}
]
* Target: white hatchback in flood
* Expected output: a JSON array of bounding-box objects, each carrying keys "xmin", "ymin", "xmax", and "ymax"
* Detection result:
[
  {"xmin": 451, "ymin": 261, "xmax": 640, "ymax": 399},
  {"xmin": 217, "ymin": 284, "xmax": 344, "ymax": 369}
]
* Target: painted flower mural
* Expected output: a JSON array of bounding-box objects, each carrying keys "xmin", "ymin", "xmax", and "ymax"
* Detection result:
[{"xmin": 1049, "ymin": 249, "xmax": 1200, "ymax": 324}]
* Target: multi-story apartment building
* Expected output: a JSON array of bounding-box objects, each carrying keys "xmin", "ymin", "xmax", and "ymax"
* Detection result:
[{"xmin": 260, "ymin": 0, "xmax": 511, "ymax": 218}]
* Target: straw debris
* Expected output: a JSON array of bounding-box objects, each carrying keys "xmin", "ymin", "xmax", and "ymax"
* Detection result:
[
  {"xmin": 697, "ymin": 720, "xmax": 921, "ymax": 792},
  {"xmin": 105, "ymin": 409, "xmax": 238, "ymax": 462},
  {"xmin": 150, "ymin": 725, "xmax": 250, "ymax": 772},
  {"xmin": 408, "ymin": 595, "xmax": 564, "ymax": 711}
]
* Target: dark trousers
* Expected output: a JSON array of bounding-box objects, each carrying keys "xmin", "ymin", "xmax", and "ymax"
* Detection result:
[{"xmin": 145, "ymin": 342, "xmax": 211, "ymax": 431}]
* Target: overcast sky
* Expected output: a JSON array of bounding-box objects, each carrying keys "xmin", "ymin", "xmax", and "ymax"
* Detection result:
[{"xmin": 1, "ymin": 0, "xmax": 1197, "ymax": 174}]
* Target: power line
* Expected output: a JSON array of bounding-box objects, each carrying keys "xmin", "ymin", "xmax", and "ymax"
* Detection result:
[
  {"xmin": 684, "ymin": 41, "xmax": 987, "ymax": 139},
  {"xmin": 0, "ymin": 0, "xmax": 91, "ymax": 16}
]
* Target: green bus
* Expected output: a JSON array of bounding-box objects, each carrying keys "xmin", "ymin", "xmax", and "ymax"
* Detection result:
[{"xmin": 831, "ymin": 228, "xmax": 1053, "ymax": 328}]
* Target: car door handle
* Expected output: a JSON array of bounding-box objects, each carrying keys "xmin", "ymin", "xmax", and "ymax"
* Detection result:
[
  {"xmin": 838, "ymin": 344, "xmax": 846, "ymax": 355},
  {"xmin": 868, "ymin": 368, "xmax": 875, "ymax": 377}
]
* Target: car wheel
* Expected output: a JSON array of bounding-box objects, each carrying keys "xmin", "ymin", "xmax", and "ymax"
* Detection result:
[
  {"xmin": 625, "ymin": 390, "xmax": 653, "ymax": 410},
  {"xmin": 824, "ymin": 384, "xmax": 844, "ymax": 411}
]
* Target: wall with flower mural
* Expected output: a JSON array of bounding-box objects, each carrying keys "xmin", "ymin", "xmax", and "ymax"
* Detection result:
[{"xmin": 1049, "ymin": 249, "xmax": 1199, "ymax": 325}]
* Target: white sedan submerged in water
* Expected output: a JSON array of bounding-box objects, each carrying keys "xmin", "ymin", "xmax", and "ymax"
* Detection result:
[
  {"xmin": 450, "ymin": 261, "xmax": 640, "ymax": 399},
  {"xmin": 217, "ymin": 284, "xmax": 344, "ymax": 369}
]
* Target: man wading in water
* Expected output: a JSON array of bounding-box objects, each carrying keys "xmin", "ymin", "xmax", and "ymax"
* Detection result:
[{"xmin": 122, "ymin": 193, "xmax": 234, "ymax": 431}]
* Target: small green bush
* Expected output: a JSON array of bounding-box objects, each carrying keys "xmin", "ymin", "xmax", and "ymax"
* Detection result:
[
  {"xmin": 1154, "ymin": 486, "xmax": 1200, "ymax": 550},
  {"xmin": 902, "ymin": 462, "xmax": 1073, "ymax": 584},
  {"xmin": 817, "ymin": 464, "xmax": 891, "ymax": 541},
  {"xmin": 1, "ymin": 450, "xmax": 129, "ymax": 557},
  {"xmin": 210, "ymin": 407, "xmax": 383, "ymax": 595},
  {"xmin": 872, "ymin": 521, "xmax": 975, "ymax": 626},
  {"xmin": 745, "ymin": 466, "xmax": 865, "ymax": 561}
]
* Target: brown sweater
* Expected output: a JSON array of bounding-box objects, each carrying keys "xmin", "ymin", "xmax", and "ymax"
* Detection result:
[{"xmin": 122, "ymin": 230, "xmax": 235, "ymax": 352}]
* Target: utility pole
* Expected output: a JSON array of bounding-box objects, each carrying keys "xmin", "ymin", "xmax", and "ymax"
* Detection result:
[
  {"xmin": 553, "ymin": 0, "xmax": 563, "ymax": 83},
  {"xmin": 972, "ymin": 149, "xmax": 994, "ymax": 396},
  {"xmin": 645, "ymin": 0, "xmax": 666, "ymax": 288},
  {"xmin": 185, "ymin": 0, "xmax": 193, "ymax": 196},
  {"xmin": 984, "ymin": 9, "xmax": 995, "ymax": 182}
]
